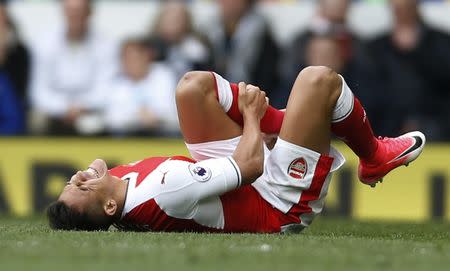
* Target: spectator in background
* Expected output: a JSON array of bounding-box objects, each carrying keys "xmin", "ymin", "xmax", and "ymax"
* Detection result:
[
  {"xmin": 151, "ymin": 0, "xmax": 212, "ymax": 79},
  {"xmin": 369, "ymin": 0, "xmax": 450, "ymax": 140},
  {"xmin": 305, "ymin": 35, "xmax": 381, "ymax": 131},
  {"xmin": 305, "ymin": 35, "xmax": 344, "ymax": 74},
  {"xmin": 103, "ymin": 38, "xmax": 178, "ymax": 136},
  {"xmin": 30, "ymin": 0, "xmax": 117, "ymax": 135},
  {"xmin": 202, "ymin": 0, "xmax": 280, "ymax": 99},
  {"xmin": 282, "ymin": 0, "xmax": 382, "ymax": 131},
  {"xmin": 0, "ymin": 2, "xmax": 30, "ymax": 128},
  {"xmin": 0, "ymin": 74, "xmax": 23, "ymax": 135},
  {"xmin": 283, "ymin": 0, "xmax": 354, "ymax": 83}
]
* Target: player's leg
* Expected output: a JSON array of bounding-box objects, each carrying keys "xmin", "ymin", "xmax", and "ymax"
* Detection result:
[
  {"xmin": 279, "ymin": 66, "xmax": 425, "ymax": 186},
  {"xmin": 176, "ymin": 71, "xmax": 242, "ymax": 144},
  {"xmin": 176, "ymin": 72, "xmax": 285, "ymax": 144},
  {"xmin": 279, "ymin": 66, "xmax": 341, "ymax": 154},
  {"xmin": 251, "ymin": 66, "xmax": 345, "ymax": 232},
  {"xmin": 250, "ymin": 66, "xmax": 425, "ymax": 232},
  {"xmin": 212, "ymin": 72, "xmax": 284, "ymax": 134},
  {"xmin": 279, "ymin": 66, "xmax": 379, "ymax": 156},
  {"xmin": 328, "ymin": 73, "xmax": 425, "ymax": 186}
]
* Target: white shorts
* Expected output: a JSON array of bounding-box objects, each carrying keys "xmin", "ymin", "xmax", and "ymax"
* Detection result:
[{"xmin": 186, "ymin": 137, "xmax": 345, "ymax": 232}]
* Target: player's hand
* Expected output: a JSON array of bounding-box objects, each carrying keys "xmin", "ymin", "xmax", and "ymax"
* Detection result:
[{"xmin": 238, "ymin": 82, "xmax": 268, "ymax": 120}]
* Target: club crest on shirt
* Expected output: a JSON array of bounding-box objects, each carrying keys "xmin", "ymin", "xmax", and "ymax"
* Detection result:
[
  {"xmin": 189, "ymin": 164, "xmax": 212, "ymax": 182},
  {"xmin": 288, "ymin": 157, "xmax": 308, "ymax": 180}
]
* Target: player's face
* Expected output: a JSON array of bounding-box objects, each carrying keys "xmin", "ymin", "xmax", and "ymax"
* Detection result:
[{"xmin": 58, "ymin": 159, "xmax": 116, "ymax": 215}]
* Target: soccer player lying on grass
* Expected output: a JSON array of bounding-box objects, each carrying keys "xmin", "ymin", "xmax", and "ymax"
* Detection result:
[{"xmin": 47, "ymin": 67, "xmax": 426, "ymax": 233}]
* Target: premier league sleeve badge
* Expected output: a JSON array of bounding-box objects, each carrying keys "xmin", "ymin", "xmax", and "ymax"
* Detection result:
[{"xmin": 189, "ymin": 164, "xmax": 212, "ymax": 182}]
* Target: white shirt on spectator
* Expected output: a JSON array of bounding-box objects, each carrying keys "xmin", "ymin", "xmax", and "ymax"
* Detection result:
[
  {"xmin": 103, "ymin": 63, "xmax": 178, "ymax": 134},
  {"xmin": 30, "ymin": 26, "xmax": 118, "ymax": 117}
]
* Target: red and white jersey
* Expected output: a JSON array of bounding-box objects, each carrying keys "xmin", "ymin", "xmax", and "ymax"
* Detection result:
[{"xmin": 112, "ymin": 156, "xmax": 287, "ymax": 233}]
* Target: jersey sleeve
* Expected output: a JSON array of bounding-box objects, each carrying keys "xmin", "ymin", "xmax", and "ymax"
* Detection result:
[
  {"xmin": 155, "ymin": 156, "xmax": 242, "ymax": 217},
  {"xmin": 188, "ymin": 156, "xmax": 242, "ymax": 196}
]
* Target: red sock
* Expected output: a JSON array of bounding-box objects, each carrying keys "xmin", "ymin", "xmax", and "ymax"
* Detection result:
[
  {"xmin": 226, "ymin": 83, "xmax": 284, "ymax": 134},
  {"xmin": 331, "ymin": 97, "xmax": 378, "ymax": 160}
]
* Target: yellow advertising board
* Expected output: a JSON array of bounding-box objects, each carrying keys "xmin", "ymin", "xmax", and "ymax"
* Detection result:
[{"xmin": 0, "ymin": 138, "xmax": 448, "ymax": 221}]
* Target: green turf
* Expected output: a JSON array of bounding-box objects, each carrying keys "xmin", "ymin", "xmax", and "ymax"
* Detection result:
[{"xmin": 0, "ymin": 217, "xmax": 449, "ymax": 271}]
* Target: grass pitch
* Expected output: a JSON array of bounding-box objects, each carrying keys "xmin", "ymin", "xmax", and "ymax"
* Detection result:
[{"xmin": 0, "ymin": 217, "xmax": 449, "ymax": 271}]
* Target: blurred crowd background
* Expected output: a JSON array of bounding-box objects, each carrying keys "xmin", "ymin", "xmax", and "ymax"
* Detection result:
[{"xmin": 1, "ymin": 0, "xmax": 450, "ymax": 140}]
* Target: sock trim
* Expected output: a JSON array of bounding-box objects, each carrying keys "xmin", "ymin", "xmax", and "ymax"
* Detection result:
[
  {"xmin": 212, "ymin": 72, "xmax": 233, "ymax": 112},
  {"xmin": 332, "ymin": 75, "xmax": 354, "ymax": 123}
]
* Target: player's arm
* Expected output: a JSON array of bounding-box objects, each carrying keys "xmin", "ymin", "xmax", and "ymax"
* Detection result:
[
  {"xmin": 162, "ymin": 82, "xmax": 267, "ymax": 206},
  {"xmin": 163, "ymin": 82, "xmax": 268, "ymax": 205},
  {"xmin": 232, "ymin": 83, "xmax": 268, "ymax": 185}
]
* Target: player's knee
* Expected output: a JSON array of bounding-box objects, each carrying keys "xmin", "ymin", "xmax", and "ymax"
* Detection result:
[
  {"xmin": 297, "ymin": 66, "xmax": 341, "ymax": 97},
  {"xmin": 176, "ymin": 71, "xmax": 213, "ymax": 101}
]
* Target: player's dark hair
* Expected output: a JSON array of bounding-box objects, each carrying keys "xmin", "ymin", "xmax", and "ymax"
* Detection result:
[{"xmin": 46, "ymin": 201, "xmax": 111, "ymax": 231}]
